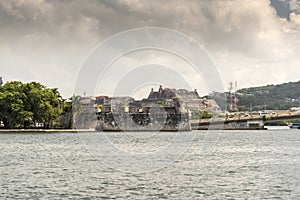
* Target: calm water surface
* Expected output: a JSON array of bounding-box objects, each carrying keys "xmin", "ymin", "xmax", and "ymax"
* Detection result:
[{"xmin": 0, "ymin": 130, "xmax": 299, "ymax": 199}]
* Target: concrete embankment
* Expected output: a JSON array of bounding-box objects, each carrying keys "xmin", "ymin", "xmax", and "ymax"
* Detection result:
[{"xmin": 191, "ymin": 119, "xmax": 265, "ymax": 130}]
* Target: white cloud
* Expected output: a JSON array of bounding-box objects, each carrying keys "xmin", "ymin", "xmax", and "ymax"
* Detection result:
[
  {"xmin": 289, "ymin": 0, "xmax": 300, "ymax": 11},
  {"xmin": 0, "ymin": 0, "xmax": 300, "ymax": 97}
]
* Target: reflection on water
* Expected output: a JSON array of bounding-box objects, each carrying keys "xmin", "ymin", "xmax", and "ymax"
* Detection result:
[{"xmin": 0, "ymin": 130, "xmax": 299, "ymax": 199}]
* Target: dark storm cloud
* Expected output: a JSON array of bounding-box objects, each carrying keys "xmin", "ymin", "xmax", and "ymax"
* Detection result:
[
  {"xmin": 0, "ymin": 0, "xmax": 292, "ymax": 53},
  {"xmin": 0, "ymin": 0, "xmax": 300, "ymax": 96},
  {"xmin": 270, "ymin": 0, "xmax": 292, "ymax": 19}
]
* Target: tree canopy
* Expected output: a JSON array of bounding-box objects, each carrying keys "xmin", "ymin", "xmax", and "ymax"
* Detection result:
[
  {"xmin": 0, "ymin": 81, "xmax": 63, "ymax": 128},
  {"xmin": 237, "ymin": 81, "xmax": 300, "ymax": 110},
  {"xmin": 211, "ymin": 81, "xmax": 300, "ymax": 111}
]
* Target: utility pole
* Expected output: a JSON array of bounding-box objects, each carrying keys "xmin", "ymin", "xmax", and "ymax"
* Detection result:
[
  {"xmin": 228, "ymin": 81, "xmax": 238, "ymax": 112},
  {"xmin": 234, "ymin": 81, "xmax": 238, "ymax": 111},
  {"xmin": 229, "ymin": 82, "xmax": 233, "ymax": 111}
]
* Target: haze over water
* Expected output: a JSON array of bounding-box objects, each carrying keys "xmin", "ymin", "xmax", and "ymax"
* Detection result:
[{"xmin": 0, "ymin": 130, "xmax": 299, "ymax": 199}]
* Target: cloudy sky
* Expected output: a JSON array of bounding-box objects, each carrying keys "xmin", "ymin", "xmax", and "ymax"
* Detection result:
[{"xmin": 1, "ymin": 0, "xmax": 300, "ymax": 98}]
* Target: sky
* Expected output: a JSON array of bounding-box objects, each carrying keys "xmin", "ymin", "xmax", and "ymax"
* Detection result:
[{"xmin": 1, "ymin": 0, "xmax": 300, "ymax": 99}]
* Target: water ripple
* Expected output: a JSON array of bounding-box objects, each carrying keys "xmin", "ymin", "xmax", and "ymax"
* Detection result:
[{"xmin": 0, "ymin": 130, "xmax": 299, "ymax": 199}]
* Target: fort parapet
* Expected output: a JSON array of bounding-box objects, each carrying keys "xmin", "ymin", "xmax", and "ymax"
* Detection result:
[{"xmin": 95, "ymin": 85, "xmax": 216, "ymax": 131}]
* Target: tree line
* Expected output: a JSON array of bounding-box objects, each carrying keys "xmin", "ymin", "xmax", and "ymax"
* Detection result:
[
  {"xmin": 0, "ymin": 81, "xmax": 80, "ymax": 129},
  {"xmin": 237, "ymin": 81, "xmax": 300, "ymax": 110},
  {"xmin": 210, "ymin": 81, "xmax": 300, "ymax": 111}
]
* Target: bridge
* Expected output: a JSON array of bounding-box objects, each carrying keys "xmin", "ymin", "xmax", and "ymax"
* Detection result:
[{"xmin": 191, "ymin": 112, "xmax": 300, "ymax": 130}]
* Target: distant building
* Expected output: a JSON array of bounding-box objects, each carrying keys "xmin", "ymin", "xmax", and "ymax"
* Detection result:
[
  {"xmin": 95, "ymin": 85, "xmax": 220, "ymax": 114},
  {"xmin": 95, "ymin": 96, "xmax": 109, "ymax": 105},
  {"xmin": 0, "ymin": 77, "xmax": 3, "ymax": 86},
  {"xmin": 80, "ymin": 96, "xmax": 96, "ymax": 108},
  {"xmin": 96, "ymin": 86, "xmax": 192, "ymax": 131},
  {"xmin": 110, "ymin": 96, "xmax": 135, "ymax": 113}
]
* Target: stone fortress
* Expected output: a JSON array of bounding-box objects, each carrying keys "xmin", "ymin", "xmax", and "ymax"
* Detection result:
[{"xmin": 88, "ymin": 85, "xmax": 220, "ymax": 131}]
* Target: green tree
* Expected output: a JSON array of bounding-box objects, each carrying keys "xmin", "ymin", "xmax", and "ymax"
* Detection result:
[
  {"xmin": 0, "ymin": 81, "xmax": 31, "ymax": 128},
  {"xmin": 0, "ymin": 81, "xmax": 63, "ymax": 129},
  {"xmin": 24, "ymin": 82, "xmax": 62, "ymax": 128}
]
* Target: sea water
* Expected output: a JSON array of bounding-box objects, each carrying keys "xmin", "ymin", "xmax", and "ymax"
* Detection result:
[{"xmin": 0, "ymin": 130, "xmax": 299, "ymax": 199}]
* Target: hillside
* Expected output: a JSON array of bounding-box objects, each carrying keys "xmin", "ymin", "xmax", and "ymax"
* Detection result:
[
  {"xmin": 210, "ymin": 81, "xmax": 300, "ymax": 111},
  {"xmin": 237, "ymin": 81, "xmax": 300, "ymax": 110}
]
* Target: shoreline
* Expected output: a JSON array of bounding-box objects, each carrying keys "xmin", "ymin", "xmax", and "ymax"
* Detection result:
[
  {"xmin": 0, "ymin": 126, "xmax": 292, "ymax": 133},
  {"xmin": 0, "ymin": 129, "xmax": 96, "ymax": 133},
  {"xmin": 0, "ymin": 128, "xmax": 270, "ymax": 132}
]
